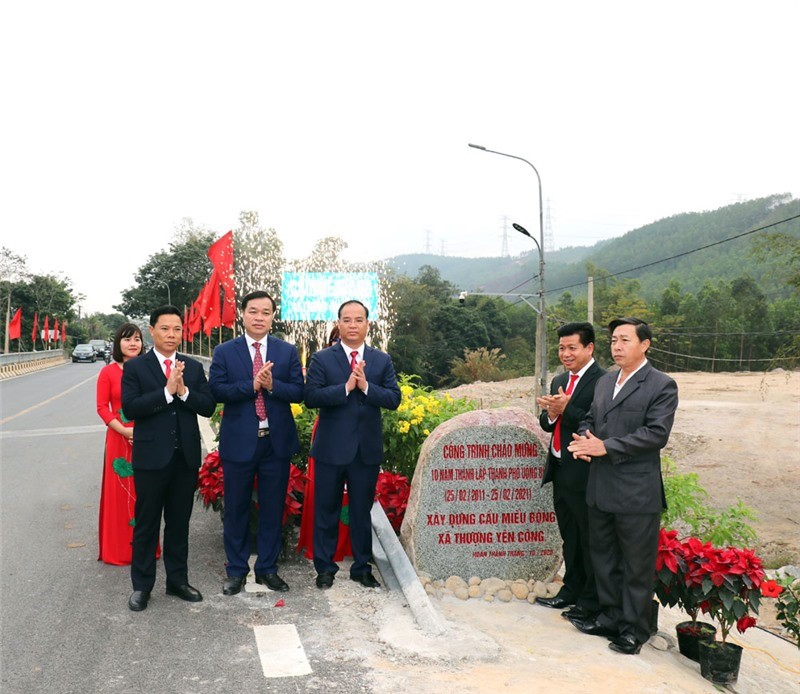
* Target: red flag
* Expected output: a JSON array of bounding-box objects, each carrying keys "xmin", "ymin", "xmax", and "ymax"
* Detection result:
[
  {"xmin": 61, "ymin": 320, "xmax": 67, "ymax": 343},
  {"xmin": 53, "ymin": 318, "xmax": 60, "ymax": 342},
  {"xmin": 183, "ymin": 307, "xmax": 189, "ymax": 342},
  {"xmin": 207, "ymin": 231, "xmax": 236, "ymax": 328},
  {"xmin": 8, "ymin": 307, "xmax": 22, "ymax": 340},
  {"xmin": 31, "ymin": 312, "xmax": 38, "ymax": 346},
  {"xmin": 202, "ymin": 273, "xmax": 222, "ymax": 336},
  {"xmin": 195, "ymin": 270, "xmax": 221, "ymax": 325},
  {"xmin": 43, "ymin": 315, "xmax": 50, "ymax": 344},
  {"xmin": 187, "ymin": 298, "xmax": 202, "ymax": 336}
]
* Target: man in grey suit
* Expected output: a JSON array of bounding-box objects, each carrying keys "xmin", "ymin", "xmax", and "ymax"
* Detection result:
[{"xmin": 567, "ymin": 317, "xmax": 678, "ymax": 655}]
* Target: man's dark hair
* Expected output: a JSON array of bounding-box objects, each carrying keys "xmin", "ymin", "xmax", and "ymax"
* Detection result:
[
  {"xmin": 112, "ymin": 322, "xmax": 144, "ymax": 363},
  {"xmin": 337, "ymin": 299, "xmax": 369, "ymax": 319},
  {"xmin": 241, "ymin": 290, "xmax": 276, "ymax": 313},
  {"xmin": 608, "ymin": 317, "xmax": 653, "ymax": 343},
  {"xmin": 149, "ymin": 305, "xmax": 182, "ymax": 327},
  {"xmin": 557, "ymin": 321, "xmax": 595, "ymax": 347}
]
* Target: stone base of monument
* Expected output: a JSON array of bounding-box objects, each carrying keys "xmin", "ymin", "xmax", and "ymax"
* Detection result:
[
  {"xmin": 400, "ymin": 408, "xmax": 563, "ymax": 584},
  {"xmin": 418, "ymin": 573, "xmax": 563, "ymax": 603}
]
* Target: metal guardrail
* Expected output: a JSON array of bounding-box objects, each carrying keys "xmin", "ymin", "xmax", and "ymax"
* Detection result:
[{"xmin": 0, "ymin": 350, "xmax": 69, "ymax": 379}]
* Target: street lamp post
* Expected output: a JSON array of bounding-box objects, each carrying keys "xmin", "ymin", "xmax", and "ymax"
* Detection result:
[
  {"xmin": 155, "ymin": 280, "xmax": 172, "ymax": 306},
  {"xmin": 468, "ymin": 143, "xmax": 547, "ymax": 402}
]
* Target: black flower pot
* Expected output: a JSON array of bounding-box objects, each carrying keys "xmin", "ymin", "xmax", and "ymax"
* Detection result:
[
  {"xmin": 699, "ymin": 640, "xmax": 743, "ymax": 685},
  {"xmin": 676, "ymin": 621, "xmax": 717, "ymax": 662},
  {"xmin": 649, "ymin": 599, "xmax": 660, "ymax": 635}
]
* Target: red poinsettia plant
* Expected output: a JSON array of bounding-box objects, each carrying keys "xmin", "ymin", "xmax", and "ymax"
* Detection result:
[
  {"xmin": 374, "ymin": 471, "xmax": 410, "ymax": 532},
  {"xmin": 196, "ymin": 450, "xmax": 306, "ymax": 526},
  {"xmin": 197, "ymin": 450, "xmax": 225, "ymax": 512},
  {"xmin": 691, "ymin": 544, "xmax": 766, "ymax": 642},
  {"xmin": 656, "ymin": 527, "xmax": 769, "ymax": 643}
]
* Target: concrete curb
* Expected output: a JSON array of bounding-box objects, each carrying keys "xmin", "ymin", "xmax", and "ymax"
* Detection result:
[{"xmin": 371, "ymin": 501, "xmax": 447, "ymax": 635}]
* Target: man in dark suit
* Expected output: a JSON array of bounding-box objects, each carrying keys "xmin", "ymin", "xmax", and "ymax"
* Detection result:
[
  {"xmin": 535, "ymin": 322, "xmax": 605, "ymax": 620},
  {"xmin": 121, "ymin": 305, "xmax": 216, "ymax": 612},
  {"xmin": 567, "ymin": 317, "xmax": 678, "ymax": 655},
  {"xmin": 209, "ymin": 290, "xmax": 304, "ymax": 595},
  {"xmin": 304, "ymin": 300, "xmax": 401, "ymax": 590}
]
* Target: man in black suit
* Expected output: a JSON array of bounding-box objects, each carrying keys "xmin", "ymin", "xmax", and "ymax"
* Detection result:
[
  {"xmin": 121, "ymin": 305, "xmax": 217, "ymax": 611},
  {"xmin": 535, "ymin": 322, "xmax": 605, "ymax": 620},
  {"xmin": 304, "ymin": 300, "xmax": 401, "ymax": 590},
  {"xmin": 568, "ymin": 318, "xmax": 678, "ymax": 655}
]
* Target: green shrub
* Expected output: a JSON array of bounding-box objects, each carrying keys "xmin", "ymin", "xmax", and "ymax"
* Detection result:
[
  {"xmin": 661, "ymin": 457, "xmax": 757, "ymax": 547},
  {"xmin": 382, "ymin": 374, "xmax": 476, "ymax": 479},
  {"xmin": 449, "ymin": 347, "xmax": 506, "ymax": 385}
]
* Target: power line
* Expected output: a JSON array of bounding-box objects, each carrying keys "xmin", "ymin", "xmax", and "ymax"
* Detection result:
[
  {"xmin": 648, "ymin": 345, "xmax": 790, "ymax": 363},
  {"xmin": 545, "ymin": 212, "xmax": 800, "ymax": 296},
  {"xmin": 658, "ymin": 330, "xmax": 800, "ymax": 337}
]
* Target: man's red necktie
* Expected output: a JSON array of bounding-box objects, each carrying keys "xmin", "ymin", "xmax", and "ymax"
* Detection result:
[
  {"xmin": 350, "ymin": 350, "xmax": 358, "ymax": 371},
  {"xmin": 253, "ymin": 342, "xmax": 267, "ymax": 421},
  {"xmin": 553, "ymin": 372, "xmax": 579, "ymax": 454},
  {"xmin": 164, "ymin": 359, "xmax": 172, "ymax": 379}
]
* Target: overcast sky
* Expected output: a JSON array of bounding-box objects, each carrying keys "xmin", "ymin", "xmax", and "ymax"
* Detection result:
[{"xmin": 2, "ymin": 1, "xmax": 797, "ymax": 315}]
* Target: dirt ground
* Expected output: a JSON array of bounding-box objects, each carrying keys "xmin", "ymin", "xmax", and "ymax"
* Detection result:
[{"xmin": 443, "ymin": 369, "xmax": 800, "ymax": 566}]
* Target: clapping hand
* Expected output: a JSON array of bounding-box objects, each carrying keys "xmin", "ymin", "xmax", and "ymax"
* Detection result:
[
  {"xmin": 167, "ymin": 359, "xmax": 186, "ymax": 396},
  {"xmin": 536, "ymin": 386, "xmax": 570, "ymax": 418},
  {"xmin": 255, "ymin": 361, "xmax": 274, "ymax": 392}
]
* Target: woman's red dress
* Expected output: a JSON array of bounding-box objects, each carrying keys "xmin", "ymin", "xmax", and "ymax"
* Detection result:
[
  {"xmin": 96, "ymin": 363, "xmax": 137, "ymax": 565},
  {"xmin": 297, "ymin": 418, "xmax": 352, "ymax": 561}
]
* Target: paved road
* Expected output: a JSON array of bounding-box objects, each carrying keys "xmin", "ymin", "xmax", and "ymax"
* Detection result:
[
  {"xmin": 0, "ymin": 363, "xmax": 372, "ymax": 694},
  {"xmin": 4, "ymin": 364, "xmax": 798, "ymax": 694}
]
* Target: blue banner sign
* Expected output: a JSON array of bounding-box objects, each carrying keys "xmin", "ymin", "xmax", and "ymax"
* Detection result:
[{"xmin": 280, "ymin": 272, "xmax": 380, "ymax": 321}]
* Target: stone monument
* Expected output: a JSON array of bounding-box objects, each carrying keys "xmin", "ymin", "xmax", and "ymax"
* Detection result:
[{"xmin": 400, "ymin": 407, "xmax": 562, "ymax": 582}]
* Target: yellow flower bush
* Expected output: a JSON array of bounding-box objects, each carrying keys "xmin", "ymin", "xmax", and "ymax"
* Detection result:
[{"xmin": 382, "ymin": 374, "xmax": 475, "ymax": 479}]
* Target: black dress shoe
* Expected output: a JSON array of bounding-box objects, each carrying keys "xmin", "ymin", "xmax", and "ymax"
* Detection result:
[
  {"xmin": 223, "ymin": 575, "xmax": 247, "ymax": 596},
  {"xmin": 128, "ymin": 590, "xmax": 151, "ymax": 612},
  {"xmin": 350, "ymin": 572, "xmax": 381, "ymax": 588},
  {"xmin": 255, "ymin": 573, "xmax": 289, "ymax": 592},
  {"xmin": 568, "ymin": 615, "xmax": 618, "ymax": 638},
  {"xmin": 166, "ymin": 583, "xmax": 203, "ymax": 602},
  {"xmin": 609, "ymin": 633, "xmax": 644, "ymax": 655},
  {"xmin": 316, "ymin": 572, "xmax": 335, "ymax": 589},
  {"xmin": 561, "ymin": 605, "xmax": 597, "ymax": 621},
  {"xmin": 536, "ymin": 594, "xmax": 575, "ymax": 609}
]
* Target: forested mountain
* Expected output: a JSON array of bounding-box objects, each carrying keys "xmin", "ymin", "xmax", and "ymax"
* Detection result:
[{"xmin": 386, "ymin": 194, "xmax": 800, "ymax": 302}]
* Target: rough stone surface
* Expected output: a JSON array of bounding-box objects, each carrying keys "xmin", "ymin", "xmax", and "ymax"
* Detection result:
[
  {"xmin": 468, "ymin": 576, "xmax": 481, "ymax": 586},
  {"xmin": 510, "ymin": 582, "xmax": 529, "ymax": 600},
  {"xmin": 545, "ymin": 582, "xmax": 561, "ymax": 597},
  {"xmin": 445, "ymin": 575, "xmax": 469, "ymax": 592},
  {"xmin": 468, "ymin": 584, "xmax": 483, "ymax": 598},
  {"xmin": 480, "ymin": 577, "xmax": 507, "ymax": 595},
  {"xmin": 453, "ymin": 586, "xmax": 470, "ymax": 600},
  {"xmin": 532, "ymin": 581, "xmax": 548, "ymax": 598},
  {"xmin": 497, "ymin": 589, "xmax": 513, "ymax": 602},
  {"xmin": 400, "ymin": 408, "xmax": 562, "ymax": 582}
]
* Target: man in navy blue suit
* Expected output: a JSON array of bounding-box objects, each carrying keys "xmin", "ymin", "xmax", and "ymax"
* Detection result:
[
  {"xmin": 122, "ymin": 305, "xmax": 217, "ymax": 612},
  {"xmin": 209, "ymin": 290, "xmax": 304, "ymax": 595},
  {"xmin": 304, "ymin": 300, "xmax": 401, "ymax": 589}
]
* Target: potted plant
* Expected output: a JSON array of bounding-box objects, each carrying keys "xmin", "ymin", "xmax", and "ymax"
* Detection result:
[
  {"xmin": 655, "ymin": 529, "xmax": 717, "ymax": 661},
  {"xmin": 689, "ymin": 545, "xmax": 766, "ymax": 685}
]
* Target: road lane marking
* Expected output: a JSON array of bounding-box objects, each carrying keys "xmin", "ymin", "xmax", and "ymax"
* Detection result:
[
  {"xmin": 0, "ymin": 374, "xmax": 97, "ymax": 426},
  {"xmin": 253, "ymin": 624, "xmax": 312, "ymax": 678},
  {"xmin": 0, "ymin": 425, "xmax": 105, "ymax": 439}
]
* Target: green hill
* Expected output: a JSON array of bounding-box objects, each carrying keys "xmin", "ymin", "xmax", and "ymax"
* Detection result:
[{"xmin": 386, "ymin": 194, "xmax": 800, "ymax": 301}]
